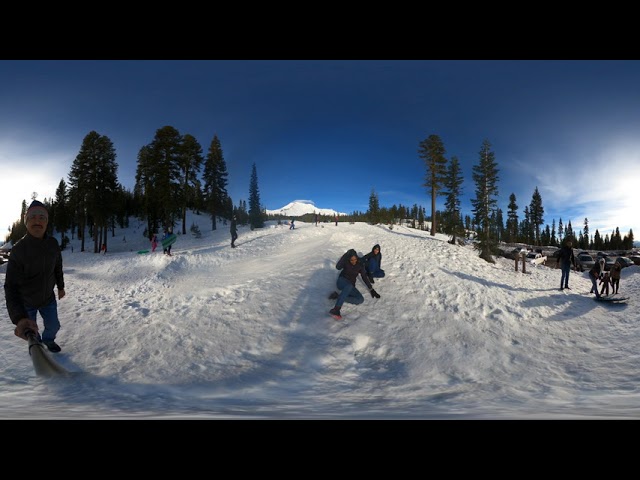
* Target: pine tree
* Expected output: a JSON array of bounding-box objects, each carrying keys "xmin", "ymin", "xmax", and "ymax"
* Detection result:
[
  {"xmin": 418, "ymin": 134, "xmax": 448, "ymax": 236},
  {"xmin": 53, "ymin": 179, "xmax": 71, "ymax": 248},
  {"xmin": 541, "ymin": 225, "xmax": 551, "ymax": 245},
  {"xmin": 506, "ymin": 193, "xmax": 519, "ymax": 243},
  {"xmin": 368, "ymin": 188, "xmax": 380, "ymax": 225},
  {"xmin": 582, "ymin": 218, "xmax": 589, "ymax": 250},
  {"xmin": 248, "ymin": 163, "xmax": 264, "ymax": 229},
  {"xmin": 612, "ymin": 227, "xmax": 622, "ymax": 250},
  {"xmin": 624, "ymin": 229, "xmax": 634, "ymax": 249},
  {"xmin": 178, "ymin": 134, "xmax": 204, "ymax": 235},
  {"xmin": 68, "ymin": 131, "xmax": 118, "ymax": 253},
  {"xmin": 442, "ymin": 156, "xmax": 465, "ymax": 244},
  {"xmin": 565, "ymin": 221, "xmax": 574, "ymax": 242},
  {"xmin": 593, "ymin": 229, "xmax": 602, "ymax": 250},
  {"xmin": 202, "ymin": 134, "xmax": 229, "ymax": 231},
  {"xmin": 558, "ymin": 218, "xmax": 564, "ymax": 242},
  {"xmin": 470, "ymin": 139, "xmax": 500, "ymax": 263},
  {"xmin": 8, "ymin": 200, "xmax": 28, "ymax": 244},
  {"xmin": 494, "ymin": 208, "xmax": 504, "ymax": 243},
  {"xmin": 523, "ymin": 206, "xmax": 535, "ymax": 244},
  {"xmin": 529, "ymin": 186, "xmax": 544, "ymax": 246},
  {"xmin": 134, "ymin": 126, "xmax": 183, "ymax": 237}
]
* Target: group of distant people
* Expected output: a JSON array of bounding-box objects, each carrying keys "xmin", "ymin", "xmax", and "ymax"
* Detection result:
[
  {"xmin": 148, "ymin": 228, "xmax": 174, "ymax": 255},
  {"xmin": 328, "ymin": 244, "xmax": 385, "ymax": 320},
  {"xmin": 556, "ymin": 238, "xmax": 622, "ymax": 299}
]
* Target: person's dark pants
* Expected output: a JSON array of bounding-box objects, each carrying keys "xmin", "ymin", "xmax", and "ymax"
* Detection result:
[
  {"xmin": 611, "ymin": 278, "xmax": 619, "ymax": 293},
  {"xmin": 560, "ymin": 262, "xmax": 571, "ymax": 288},
  {"xmin": 589, "ymin": 273, "xmax": 601, "ymax": 298}
]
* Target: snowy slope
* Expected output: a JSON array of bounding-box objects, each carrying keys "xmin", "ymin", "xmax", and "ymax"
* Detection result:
[{"xmin": 0, "ymin": 211, "xmax": 638, "ymax": 419}]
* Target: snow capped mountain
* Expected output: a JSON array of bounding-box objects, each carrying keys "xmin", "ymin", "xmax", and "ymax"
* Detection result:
[{"xmin": 265, "ymin": 200, "xmax": 346, "ymax": 217}]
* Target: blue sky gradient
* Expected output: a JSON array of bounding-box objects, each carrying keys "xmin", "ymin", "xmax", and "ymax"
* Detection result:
[{"xmin": 1, "ymin": 60, "xmax": 639, "ymax": 241}]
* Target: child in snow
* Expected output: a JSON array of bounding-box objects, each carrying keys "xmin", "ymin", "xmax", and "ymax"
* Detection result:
[
  {"xmin": 599, "ymin": 271, "xmax": 611, "ymax": 296},
  {"xmin": 610, "ymin": 261, "xmax": 621, "ymax": 294}
]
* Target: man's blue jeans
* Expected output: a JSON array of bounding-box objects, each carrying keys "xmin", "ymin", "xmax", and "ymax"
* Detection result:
[
  {"xmin": 335, "ymin": 276, "xmax": 364, "ymax": 308},
  {"xmin": 25, "ymin": 298, "xmax": 60, "ymax": 343}
]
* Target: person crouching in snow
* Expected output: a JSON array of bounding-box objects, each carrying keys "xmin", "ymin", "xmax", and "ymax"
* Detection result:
[
  {"xmin": 361, "ymin": 244, "xmax": 385, "ymax": 284},
  {"xmin": 589, "ymin": 258, "xmax": 604, "ymax": 299},
  {"xmin": 329, "ymin": 249, "xmax": 380, "ymax": 320}
]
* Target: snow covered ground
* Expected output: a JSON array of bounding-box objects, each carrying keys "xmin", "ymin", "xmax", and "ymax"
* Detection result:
[{"xmin": 1, "ymin": 213, "xmax": 638, "ymax": 419}]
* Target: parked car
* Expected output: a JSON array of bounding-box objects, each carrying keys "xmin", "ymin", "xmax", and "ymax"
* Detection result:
[
  {"xmin": 575, "ymin": 253, "xmax": 596, "ymax": 272},
  {"xmin": 603, "ymin": 256, "xmax": 616, "ymax": 271},
  {"xmin": 615, "ymin": 256, "xmax": 634, "ymax": 269},
  {"xmin": 630, "ymin": 255, "xmax": 640, "ymax": 266},
  {"xmin": 526, "ymin": 252, "xmax": 547, "ymax": 265}
]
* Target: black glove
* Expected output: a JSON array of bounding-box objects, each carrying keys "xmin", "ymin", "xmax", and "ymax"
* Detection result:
[{"xmin": 370, "ymin": 289, "xmax": 380, "ymax": 298}]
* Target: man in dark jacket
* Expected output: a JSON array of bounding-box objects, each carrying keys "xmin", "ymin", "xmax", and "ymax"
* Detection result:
[
  {"xmin": 329, "ymin": 249, "xmax": 380, "ymax": 320},
  {"xmin": 4, "ymin": 200, "xmax": 65, "ymax": 352},
  {"xmin": 361, "ymin": 244, "xmax": 385, "ymax": 284},
  {"xmin": 556, "ymin": 239, "xmax": 576, "ymax": 290},
  {"xmin": 230, "ymin": 215, "xmax": 238, "ymax": 248}
]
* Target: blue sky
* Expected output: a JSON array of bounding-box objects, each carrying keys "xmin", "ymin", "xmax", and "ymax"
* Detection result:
[{"xmin": 1, "ymin": 60, "xmax": 639, "ymax": 241}]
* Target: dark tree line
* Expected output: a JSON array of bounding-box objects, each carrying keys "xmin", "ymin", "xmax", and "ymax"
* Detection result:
[
  {"xmin": 4, "ymin": 126, "xmax": 269, "ymax": 250},
  {"xmin": 413, "ymin": 133, "xmax": 635, "ymax": 262},
  {"xmin": 5, "ymin": 128, "xmax": 635, "ymax": 255}
]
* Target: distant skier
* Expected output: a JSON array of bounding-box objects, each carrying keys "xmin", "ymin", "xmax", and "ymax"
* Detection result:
[
  {"xmin": 151, "ymin": 234, "xmax": 158, "ymax": 252},
  {"xmin": 334, "ymin": 214, "xmax": 338, "ymax": 226},
  {"xmin": 230, "ymin": 215, "xmax": 238, "ymax": 248},
  {"xmin": 290, "ymin": 218, "xmax": 295, "ymax": 230}
]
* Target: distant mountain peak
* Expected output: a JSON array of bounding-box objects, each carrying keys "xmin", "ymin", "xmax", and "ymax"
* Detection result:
[{"xmin": 266, "ymin": 200, "xmax": 346, "ymax": 217}]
